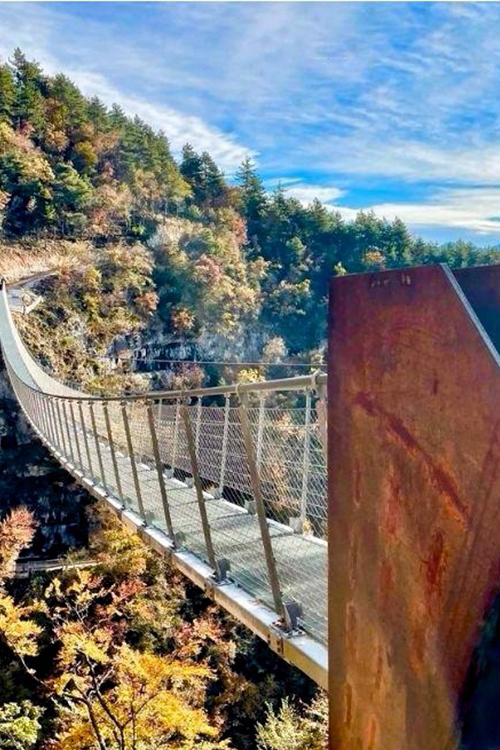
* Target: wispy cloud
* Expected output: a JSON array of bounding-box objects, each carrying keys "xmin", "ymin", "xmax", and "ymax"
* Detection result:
[
  {"xmin": 266, "ymin": 179, "xmax": 345, "ymax": 207},
  {"xmin": 312, "ymin": 140, "xmax": 500, "ymax": 185},
  {"xmin": 0, "ymin": 4, "xmax": 254, "ymax": 173},
  {"xmin": 365, "ymin": 188, "xmax": 500, "ymax": 236}
]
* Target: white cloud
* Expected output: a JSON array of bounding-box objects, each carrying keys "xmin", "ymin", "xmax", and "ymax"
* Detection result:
[
  {"xmin": 4, "ymin": 3, "xmax": 500, "ymax": 238},
  {"xmin": 329, "ymin": 188, "xmax": 500, "ymax": 237},
  {"xmin": 265, "ymin": 179, "xmax": 345, "ymax": 206},
  {"xmin": 285, "ymin": 184, "xmax": 345, "ymax": 206},
  {"xmin": 263, "ymin": 180, "xmax": 500, "ymax": 237},
  {"xmin": 317, "ymin": 140, "xmax": 500, "ymax": 186},
  {"xmin": 366, "ymin": 188, "xmax": 500, "ymax": 235},
  {"xmin": 0, "ymin": 5, "xmax": 254, "ymax": 174}
]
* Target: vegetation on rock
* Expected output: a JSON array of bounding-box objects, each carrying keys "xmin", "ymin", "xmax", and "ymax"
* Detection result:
[{"xmin": 2, "ymin": 49, "xmax": 500, "ymax": 370}]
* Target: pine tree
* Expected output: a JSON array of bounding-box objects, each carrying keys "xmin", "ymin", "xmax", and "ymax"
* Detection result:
[
  {"xmin": 48, "ymin": 73, "xmax": 88, "ymax": 132},
  {"xmin": 11, "ymin": 49, "xmax": 46, "ymax": 134},
  {"xmin": 0, "ymin": 63, "xmax": 15, "ymax": 123},
  {"xmin": 236, "ymin": 157, "xmax": 268, "ymax": 243},
  {"xmin": 200, "ymin": 151, "xmax": 227, "ymax": 205},
  {"xmin": 180, "ymin": 143, "xmax": 205, "ymax": 202}
]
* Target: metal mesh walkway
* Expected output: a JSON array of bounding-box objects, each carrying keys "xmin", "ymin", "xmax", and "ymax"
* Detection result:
[{"xmin": 0, "ymin": 281, "xmax": 328, "ymax": 684}]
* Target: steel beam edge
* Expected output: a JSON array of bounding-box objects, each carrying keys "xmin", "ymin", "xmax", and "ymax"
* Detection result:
[{"xmin": 28, "ymin": 420, "xmax": 328, "ymax": 690}]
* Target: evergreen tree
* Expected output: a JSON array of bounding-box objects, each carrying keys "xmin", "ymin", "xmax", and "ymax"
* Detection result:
[
  {"xmin": 200, "ymin": 150, "xmax": 227, "ymax": 205},
  {"xmin": 0, "ymin": 62, "xmax": 15, "ymax": 123},
  {"xmin": 236, "ymin": 157, "xmax": 268, "ymax": 244},
  {"xmin": 10, "ymin": 49, "xmax": 46, "ymax": 134},
  {"xmin": 180, "ymin": 143, "xmax": 205, "ymax": 202},
  {"xmin": 52, "ymin": 163, "xmax": 93, "ymax": 233},
  {"xmin": 48, "ymin": 73, "xmax": 87, "ymax": 130},
  {"xmin": 87, "ymin": 96, "xmax": 109, "ymax": 131},
  {"xmin": 385, "ymin": 217, "xmax": 414, "ymax": 268}
]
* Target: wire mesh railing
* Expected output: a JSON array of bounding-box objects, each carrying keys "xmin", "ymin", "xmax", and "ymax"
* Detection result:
[{"xmin": 1, "ymin": 283, "xmax": 328, "ymax": 645}]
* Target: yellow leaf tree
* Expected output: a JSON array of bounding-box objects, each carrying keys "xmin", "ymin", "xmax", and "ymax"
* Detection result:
[{"xmin": 38, "ymin": 562, "xmax": 230, "ymax": 750}]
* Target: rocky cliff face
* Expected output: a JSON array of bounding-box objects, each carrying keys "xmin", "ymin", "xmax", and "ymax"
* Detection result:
[{"xmin": 0, "ymin": 363, "xmax": 91, "ymax": 558}]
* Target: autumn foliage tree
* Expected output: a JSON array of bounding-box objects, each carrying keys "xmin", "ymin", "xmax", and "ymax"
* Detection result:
[
  {"xmin": 0, "ymin": 507, "xmax": 36, "ymax": 579},
  {"xmin": 42, "ymin": 573, "xmax": 224, "ymax": 750},
  {"xmin": 0, "ymin": 505, "xmax": 232, "ymax": 750},
  {"xmin": 0, "ymin": 506, "xmax": 42, "ymax": 750}
]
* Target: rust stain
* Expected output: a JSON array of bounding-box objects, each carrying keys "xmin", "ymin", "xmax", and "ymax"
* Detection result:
[
  {"xmin": 385, "ymin": 474, "xmax": 402, "ymax": 537},
  {"xmin": 410, "ymin": 618, "xmax": 428, "ymax": 676},
  {"xmin": 344, "ymin": 682, "xmax": 353, "ymax": 727},
  {"xmin": 346, "ymin": 602, "xmax": 358, "ymax": 659},
  {"xmin": 348, "ymin": 530, "xmax": 358, "ymax": 589},
  {"xmin": 374, "ymin": 642, "xmax": 384, "ymax": 692},
  {"xmin": 423, "ymin": 529, "xmax": 447, "ymax": 600},
  {"xmin": 367, "ymin": 716, "xmax": 378, "ymax": 750},
  {"xmin": 379, "ymin": 558, "xmax": 394, "ymax": 610},
  {"xmin": 353, "ymin": 458, "xmax": 361, "ymax": 508},
  {"xmin": 353, "ymin": 392, "xmax": 470, "ymax": 528}
]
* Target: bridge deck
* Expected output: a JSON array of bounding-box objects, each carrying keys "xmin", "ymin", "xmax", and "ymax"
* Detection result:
[
  {"xmin": 82, "ymin": 434, "xmax": 328, "ymax": 644},
  {"xmin": 0, "ymin": 279, "xmax": 328, "ymax": 687}
]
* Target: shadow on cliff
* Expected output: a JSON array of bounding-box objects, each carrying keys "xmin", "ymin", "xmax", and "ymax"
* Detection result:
[{"xmin": 0, "ymin": 363, "xmax": 92, "ymax": 559}]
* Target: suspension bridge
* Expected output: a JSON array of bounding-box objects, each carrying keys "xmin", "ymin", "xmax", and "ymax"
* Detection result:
[
  {"xmin": 8, "ymin": 263, "xmax": 500, "ymax": 749},
  {"xmin": 0, "ymin": 278, "xmax": 328, "ymax": 688}
]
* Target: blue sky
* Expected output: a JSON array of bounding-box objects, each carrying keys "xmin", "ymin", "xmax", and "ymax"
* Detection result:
[{"xmin": 1, "ymin": 2, "xmax": 500, "ymax": 244}]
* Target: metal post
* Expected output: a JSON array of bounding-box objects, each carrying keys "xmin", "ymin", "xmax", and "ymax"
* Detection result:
[
  {"xmin": 300, "ymin": 391, "xmax": 312, "ymax": 526},
  {"xmin": 78, "ymin": 401, "xmax": 93, "ymax": 477},
  {"xmin": 34, "ymin": 393, "xmax": 41, "ymax": 428},
  {"xmin": 34, "ymin": 392, "xmax": 43, "ymax": 432},
  {"xmin": 171, "ymin": 399, "xmax": 181, "ymax": 472},
  {"xmin": 121, "ymin": 401, "xmax": 146, "ymax": 519},
  {"xmin": 40, "ymin": 395, "xmax": 51, "ymax": 440},
  {"xmin": 316, "ymin": 381, "xmax": 328, "ymax": 460},
  {"xmin": 42, "ymin": 396, "xmax": 53, "ymax": 444},
  {"xmin": 61, "ymin": 401, "xmax": 75, "ymax": 464},
  {"xmin": 32, "ymin": 392, "xmax": 42, "ymax": 432},
  {"xmin": 33, "ymin": 392, "xmax": 39, "ymax": 427},
  {"xmin": 24, "ymin": 389, "xmax": 32, "ymax": 423},
  {"xmin": 28, "ymin": 391, "xmax": 35, "ymax": 423},
  {"xmin": 195, "ymin": 398, "xmax": 202, "ymax": 453},
  {"xmin": 43, "ymin": 396, "xmax": 53, "ymax": 440},
  {"xmin": 89, "ymin": 401, "xmax": 106, "ymax": 488},
  {"xmin": 256, "ymin": 393, "xmax": 266, "ymax": 470},
  {"xmin": 238, "ymin": 391, "xmax": 288, "ymax": 626},
  {"xmin": 157, "ymin": 397, "xmax": 162, "ymax": 424},
  {"xmin": 33, "ymin": 392, "xmax": 44, "ymax": 434},
  {"xmin": 55, "ymin": 399, "xmax": 68, "ymax": 457},
  {"xmin": 103, "ymin": 402, "xmax": 123, "ymax": 502},
  {"xmin": 217, "ymin": 394, "xmax": 231, "ymax": 497},
  {"xmin": 23, "ymin": 388, "xmax": 31, "ymax": 419},
  {"xmin": 181, "ymin": 401, "xmax": 217, "ymax": 571},
  {"xmin": 69, "ymin": 401, "xmax": 83, "ymax": 471},
  {"xmin": 146, "ymin": 402, "xmax": 175, "ymax": 540},
  {"xmin": 49, "ymin": 398, "xmax": 61, "ymax": 450}
]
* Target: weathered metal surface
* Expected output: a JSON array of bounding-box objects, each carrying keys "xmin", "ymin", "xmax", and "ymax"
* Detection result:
[{"xmin": 328, "ymin": 264, "xmax": 500, "ymax": 750}]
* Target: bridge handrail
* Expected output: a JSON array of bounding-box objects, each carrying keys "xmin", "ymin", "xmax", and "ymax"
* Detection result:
[
  {"xmin": 11, "ymin": 369, "xmax": 327, "ymax": 402},
  {"xmin": 1, "ymin": 278, "xmax": 326, "ymax": 402},
  {"xmin": 0, "ymin": 277, "xmax": 328, "ymax": 678}
]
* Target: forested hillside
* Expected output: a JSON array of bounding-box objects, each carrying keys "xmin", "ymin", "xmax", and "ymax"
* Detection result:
[
  {"xmin": 1, "ymin": 49, "xmax": 499, "ymax": 750},
  {"xmin": 2, "ymin": 49, "xmax": 500, "ymax": 370}
]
